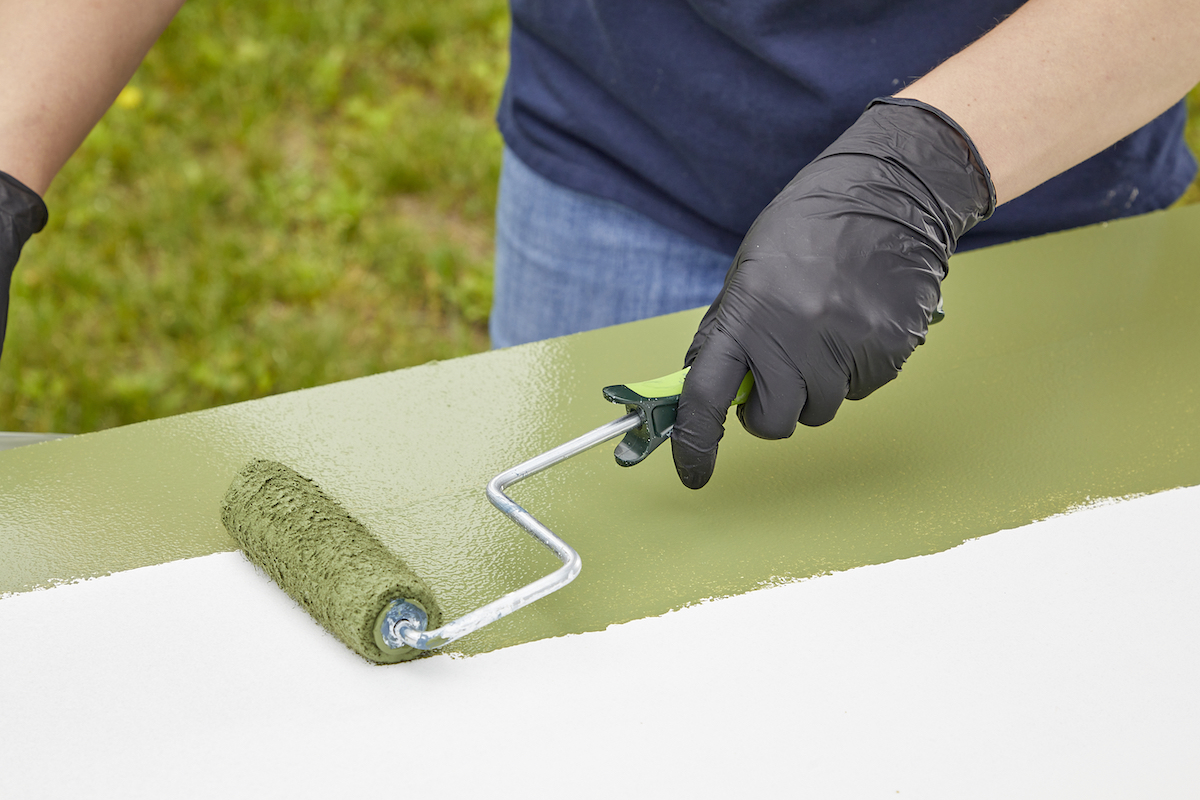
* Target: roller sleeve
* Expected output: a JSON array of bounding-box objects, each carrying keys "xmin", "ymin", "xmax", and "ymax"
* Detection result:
[{"xmin": 221, "ymin": 460, "xmax": 442, "ymax": 663}]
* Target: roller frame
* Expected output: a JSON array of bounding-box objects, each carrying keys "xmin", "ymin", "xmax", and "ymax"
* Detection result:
[{"xmin": 380, "ymin": 411, "xmax": 644, "ymax": 652}]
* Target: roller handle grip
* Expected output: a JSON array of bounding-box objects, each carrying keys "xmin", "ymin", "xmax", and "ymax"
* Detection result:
[{"xmin": 602, "ymin": 367, "xmax": 753, "ymax": 466}]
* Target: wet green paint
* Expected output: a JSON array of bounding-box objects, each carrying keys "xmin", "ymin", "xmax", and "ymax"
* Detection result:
[{"xmin": 2, "ymin": 205, "xmax": 1198, "ymax": 657}]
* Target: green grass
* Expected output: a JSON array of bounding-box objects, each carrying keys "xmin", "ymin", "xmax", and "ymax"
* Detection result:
[
  {"xmin": 3, "ymin": 0, "xmax": 507, "ymax": 432},
  {"xmin": 2, "ymin": 5, "xmax": 1199, "ymax": 433}
]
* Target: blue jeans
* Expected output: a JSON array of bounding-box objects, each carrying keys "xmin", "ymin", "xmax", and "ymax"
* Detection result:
[{"xmin": 489, "ymin": 149, "xmax": 734, "ymax": 348}]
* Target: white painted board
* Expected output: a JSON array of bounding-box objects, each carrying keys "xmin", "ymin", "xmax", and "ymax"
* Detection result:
[{"xmin": 1, "ymin": 486, "xmax": 1197, "ymax": 798}]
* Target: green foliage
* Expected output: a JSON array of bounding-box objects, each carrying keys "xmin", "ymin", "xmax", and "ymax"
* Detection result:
[{"xmin": 3, "ymin": 0, "xmax": 508, "ymax": 432}]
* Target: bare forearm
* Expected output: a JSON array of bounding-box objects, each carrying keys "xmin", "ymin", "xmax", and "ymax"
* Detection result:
[
  {"xmin": 898, "ymin": 0, "xmax": 1200, "ymax": 205},
  {"xmin": 0, "ymin": 0, "xmax": 184, "ymax": 195}
]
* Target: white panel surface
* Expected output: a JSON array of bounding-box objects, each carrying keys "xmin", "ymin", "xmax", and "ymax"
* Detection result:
[{"xmin": 2, "ymin": 487, "xmax": 1197, "ymax": 799}]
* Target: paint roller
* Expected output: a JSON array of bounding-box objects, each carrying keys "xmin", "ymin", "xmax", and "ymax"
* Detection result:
[{"xmin": 220, "ymin": 369, "xmax": 752, "ymax": 663}]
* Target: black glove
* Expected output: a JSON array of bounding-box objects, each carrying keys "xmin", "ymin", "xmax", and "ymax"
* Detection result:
[
  {"xmin": 0, "ymin": 170, "xmax": 48, "ymax": 360},
  {"xmin": 672, "ymin": 98, "xmax": 994, "ymax": 489}
]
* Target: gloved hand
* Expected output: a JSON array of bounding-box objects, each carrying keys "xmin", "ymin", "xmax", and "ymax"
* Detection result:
[
  {"xmin": 1, "ymin": 170, "xmax": 48, "ymax": 360},
  {"xmin": 672, "ymin": 98, "xmax": 994, "ymax": 489}
]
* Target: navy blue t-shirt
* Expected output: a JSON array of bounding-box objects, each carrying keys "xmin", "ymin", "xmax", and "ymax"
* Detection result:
[{"xmin": 498, "ymin": 0, "xmax": 1197, "ymax": 255}]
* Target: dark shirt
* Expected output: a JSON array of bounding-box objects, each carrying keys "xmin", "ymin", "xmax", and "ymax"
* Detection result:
[{"xmin": 498, "ymin": 0, "xmax": 1197, "ymax": 255}]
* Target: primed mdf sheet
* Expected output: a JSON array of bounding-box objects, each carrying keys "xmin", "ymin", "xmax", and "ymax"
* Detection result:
[
  {"xmin": 2, "ymin": 488, "xmax": 1197, "ymax": 798},
  {"xmin": 3, "ymin": 205, "xmax": 1200, "ymax": 658}
]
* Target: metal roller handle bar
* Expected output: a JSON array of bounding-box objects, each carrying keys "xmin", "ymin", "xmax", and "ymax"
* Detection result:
[{"xmin": 382, "ymin": 411, "xmax": 644, "ymax": 651}]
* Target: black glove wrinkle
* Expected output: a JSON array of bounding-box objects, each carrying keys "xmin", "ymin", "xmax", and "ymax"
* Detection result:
[{"xmin": 673, "ymin": 327, "xmax": 742, "ymax": 489}]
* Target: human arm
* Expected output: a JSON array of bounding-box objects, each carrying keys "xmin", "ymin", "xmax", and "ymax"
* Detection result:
[
  {"xmin": 672, "ymin": 0, "xmax": 1200, "ymax": 489},
  {"xmin": 897, "ymin": 0, "xmax": 1200, "ymax": 205},
  {"xmin": 0, "ymin": 0, "xmax": 184, "ymax": 357},
  {"xmin": 0, "ymin": 0, "xmax": 185, "ymax": 195}
]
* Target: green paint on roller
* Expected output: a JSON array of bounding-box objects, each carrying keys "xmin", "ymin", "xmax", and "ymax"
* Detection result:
[{"xmin": 220, "ymin": 460, "xmax": 442, "ymax": 664}]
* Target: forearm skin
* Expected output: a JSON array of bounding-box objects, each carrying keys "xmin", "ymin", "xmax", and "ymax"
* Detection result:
[
  {"xmin": 0, "ymin": 0, "xmax": 185, "ymax": 195},
  {"xmin": 898, "ymin": 0, "xmax": 1200, "ymax": 205}
]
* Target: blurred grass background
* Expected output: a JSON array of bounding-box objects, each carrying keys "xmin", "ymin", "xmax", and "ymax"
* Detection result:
[
  {"xmin": 2, "ymin": 1, "xmax": 1199, "ymax": 433},
  {"xmin": 3, "ymin": 0, "xmax": 506, "ymax": 432}
]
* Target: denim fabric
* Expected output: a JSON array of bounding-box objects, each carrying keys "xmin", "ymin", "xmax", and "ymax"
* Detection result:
[{"xmin": 489, "ymin": 149, "xmax": 732, "ymax": 348}]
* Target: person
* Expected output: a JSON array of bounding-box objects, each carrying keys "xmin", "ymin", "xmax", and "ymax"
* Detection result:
[{"xmin": 3, "ymin": 0, "xmax": 1199, "ymax": 488}]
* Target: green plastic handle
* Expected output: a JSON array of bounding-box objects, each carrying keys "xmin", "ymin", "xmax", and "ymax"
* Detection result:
[
  {"xmin": 601, "ymin": 368, "xmax": 754, "ymax": 467},
  {"xmin": 622, "ymin": 367, "xmax": 754, "ymax": 407}
]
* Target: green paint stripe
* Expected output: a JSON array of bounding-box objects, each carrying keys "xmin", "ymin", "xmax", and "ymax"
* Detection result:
[{"xmin": 3, "ymin": 205, "xmax": 1199, "ymax": 657}]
